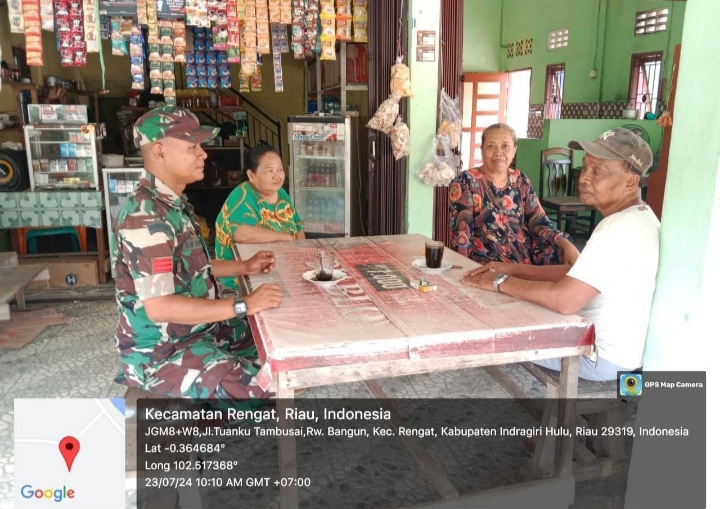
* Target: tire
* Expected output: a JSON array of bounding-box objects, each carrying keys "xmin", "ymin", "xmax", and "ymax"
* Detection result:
[{"xmin": 0, "ymin": 149, "xmax": 30, "ymax": 191}]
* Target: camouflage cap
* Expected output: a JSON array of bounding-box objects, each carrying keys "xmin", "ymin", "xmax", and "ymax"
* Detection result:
[{"xmin": 133, "ymin": 106, "xmax": 219, "ymax": 148}]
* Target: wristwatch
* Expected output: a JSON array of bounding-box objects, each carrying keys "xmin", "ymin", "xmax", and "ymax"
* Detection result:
[
  {"xmin": 493, "ymin": 273, "xmax": 510, "ymax": 293},
  {"xmin": 233, "ymin": 297, "xmax": 248, "ymax": 319}
]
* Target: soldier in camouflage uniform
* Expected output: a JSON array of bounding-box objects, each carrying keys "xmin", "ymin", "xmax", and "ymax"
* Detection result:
[{"xmin": 112, "ymin": 107, "xmax": 283, "ymax": 399}]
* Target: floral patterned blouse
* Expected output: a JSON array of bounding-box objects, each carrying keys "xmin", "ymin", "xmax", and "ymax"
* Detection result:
[
  {"xmin": 449, "ymin": 167, "xmax": 570, "ymax": 265},
  {"xmin": 215, "ymin": 181, "xmax": 303, "ymax": 289}
]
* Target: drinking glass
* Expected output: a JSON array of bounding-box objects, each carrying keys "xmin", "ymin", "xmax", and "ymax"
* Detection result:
[
  {"xmin": 314, "ymin": 249, "xmax": 335, "ymax": 281},
  {"xmin": 424, "ymin": 241, "xmax": 444, "ymax": 269}
]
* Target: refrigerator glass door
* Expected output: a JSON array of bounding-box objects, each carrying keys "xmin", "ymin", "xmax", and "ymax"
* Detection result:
[{"xmin": 290, "ymin": 121, "xmax": 347, "ymax": 235}]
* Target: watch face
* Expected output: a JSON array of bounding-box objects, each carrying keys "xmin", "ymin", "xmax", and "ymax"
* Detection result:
[{"xmin": 234, "ymin": 300, "xmax": 247, "ymax": 315}]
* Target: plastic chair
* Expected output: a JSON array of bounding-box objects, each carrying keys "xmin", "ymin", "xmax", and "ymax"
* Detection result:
[
  {"xmin": 539, "ymin": 148, "xmax": 597, "ymax": 235},
  {"xmin": 25, "ymin": 227, "xmax": 83, "ymax": 254}
]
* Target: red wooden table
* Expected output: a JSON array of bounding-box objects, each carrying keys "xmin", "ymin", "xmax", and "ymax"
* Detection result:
[{"xmin": 235, "ymin": 234, "xmax": 594, "ymax": 508}]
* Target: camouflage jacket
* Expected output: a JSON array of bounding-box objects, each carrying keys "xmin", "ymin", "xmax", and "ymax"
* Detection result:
[{"xmin": 112, "ymin": 172, "xmax": 221, "ymax": 385}]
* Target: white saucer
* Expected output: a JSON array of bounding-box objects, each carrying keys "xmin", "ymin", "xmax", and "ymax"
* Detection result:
[
  {"xmin": 302, "ymin": 269, "xmax": 347, "ymax": 287},
  {"xmin": 412, "ymin": 258, "xmax": 452, "ymax": 273}
]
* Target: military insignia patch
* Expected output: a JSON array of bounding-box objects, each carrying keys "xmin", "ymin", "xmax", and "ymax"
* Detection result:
[{"xmin": 152, "ymin": 257, "xmax": 173, "ymax": 274}]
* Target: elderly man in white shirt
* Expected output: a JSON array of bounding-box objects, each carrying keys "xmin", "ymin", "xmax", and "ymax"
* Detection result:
[{"xmin": 461, "ymin": 127, "xmax": 660, "ymax": 381}]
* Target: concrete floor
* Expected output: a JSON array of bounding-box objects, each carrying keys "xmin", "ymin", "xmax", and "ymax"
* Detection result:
[{"xmin": 0, "ymin": 277, "xmax": 629, "ymax": 508}]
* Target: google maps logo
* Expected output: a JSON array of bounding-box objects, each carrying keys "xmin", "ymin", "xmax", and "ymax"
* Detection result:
[{"xmin": 19, "ymin": 485, "xmax": 76, "ymax": 502}]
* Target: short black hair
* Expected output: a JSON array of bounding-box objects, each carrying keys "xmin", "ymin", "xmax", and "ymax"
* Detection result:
[{"xmin": 245, "ymin": 144, "xmax": 281, "ymax": 173}]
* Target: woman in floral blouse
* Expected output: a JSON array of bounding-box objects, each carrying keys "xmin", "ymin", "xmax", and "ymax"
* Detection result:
[
  {"xmin": 449, "ymin": 123, "xmax": 578, "ymax": 266},
  {"xmin": 216, "ymin": 145, "xmax": 304, "ymax": 290}
]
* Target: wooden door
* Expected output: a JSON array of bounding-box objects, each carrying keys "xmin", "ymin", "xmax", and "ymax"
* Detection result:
[
  {"xmin": 461, "ymin": 73, "xmax": 508, "ymax": 169},
  {"xmin": 645, "ymin": 44, "xmax": 680, "ymax": 219}
]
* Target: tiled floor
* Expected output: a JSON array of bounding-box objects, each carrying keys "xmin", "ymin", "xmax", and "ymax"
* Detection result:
[{"xmin": 0, "ymin": 297, "xmax": 626, "ymax": 508}]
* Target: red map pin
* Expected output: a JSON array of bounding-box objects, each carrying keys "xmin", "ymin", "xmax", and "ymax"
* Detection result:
[{"xmin": 59, "ymin": 436, "xmax": 80, "ymax": 472}]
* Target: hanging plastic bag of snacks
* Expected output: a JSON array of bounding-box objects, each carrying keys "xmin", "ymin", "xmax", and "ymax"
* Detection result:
[
  {"xmin": 390, "ymin": 116, "xmax": 410, "ymax": 161},
  {"xmin": 366, "ymin": 92, "xmax": 400, "ymax": 134},
  {"xmin": 390, "ymin": 58, "xmax": 413, "ymax": 98},
  {"xmin": 417, "ymin": 136, "xmax": 457, "ymax": 187}
]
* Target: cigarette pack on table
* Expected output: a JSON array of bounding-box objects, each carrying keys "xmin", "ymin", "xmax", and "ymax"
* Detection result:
[{"xmin": 411, "ymin": 279, "xmax": 437, "ymax": 292}]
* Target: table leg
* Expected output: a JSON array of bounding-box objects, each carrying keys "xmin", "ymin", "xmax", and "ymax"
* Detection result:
[
  {"xmin": 554, "ymin": 356, "xmax": 579, "ymax": 477},
  {"xmin": 276, "ymin": 374, "xmax": 298, "ymax": 509},
  {"xmin": 96, "ymin": 226, "xmax": 108, "ymax": 284},
  {"xmin": 15, "ymin": 289, "xmax": 26, "ymax": 310}
]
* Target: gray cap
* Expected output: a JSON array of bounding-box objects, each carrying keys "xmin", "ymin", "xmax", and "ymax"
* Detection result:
[{"xmin": 568, "ymin": 127, "xmax": 653, "ymax": 176}]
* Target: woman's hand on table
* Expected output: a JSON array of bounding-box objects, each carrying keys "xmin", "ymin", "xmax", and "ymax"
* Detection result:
[
  {"xmin": 461, "ymin": 261, "xmax": 515, "ymax": 291},
  {"xmin": 463, "ymin": 261, "xmax": 515, "ymax": 278},
  {"xmin": 245, "ymin": 283, "xmax": 284, "ymax": 315},
  {"xmin": 241, "ymin": 250, "xmax": 276, "ymax": 274}
]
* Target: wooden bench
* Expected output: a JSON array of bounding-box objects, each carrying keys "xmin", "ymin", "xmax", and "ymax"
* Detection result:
[
  {"xmin": 124, "ymin": 387, "xmax": 204, "ymax": 509},
  {"xmin": 487, "ymin": 363, "xmax": 630, "ymax": 482},
  {"xmin": 0, "ymin": 252, "xmax": 46, "ymax": 321}
]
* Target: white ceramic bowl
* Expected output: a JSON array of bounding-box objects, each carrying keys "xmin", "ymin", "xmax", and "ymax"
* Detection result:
[{"xmin": 622, "ymin": 109, "xmax": 639, "ymax": 120}]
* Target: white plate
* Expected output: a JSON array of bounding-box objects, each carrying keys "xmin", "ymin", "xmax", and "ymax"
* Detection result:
[
  {"xmin": 412, "ymin": 258, "xmax": 452, "ymax": 273},
  {"xmin": 302, "ymin": 269, "xmax": 347, "ymax": 287}
]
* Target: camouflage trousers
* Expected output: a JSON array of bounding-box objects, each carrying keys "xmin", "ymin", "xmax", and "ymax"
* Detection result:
[{"xmin": 118, "ymin": 318, "xmax": 269, "ymax": 400}]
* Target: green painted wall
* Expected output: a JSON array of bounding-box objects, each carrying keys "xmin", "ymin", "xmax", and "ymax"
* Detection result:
[
  {"xmin": 643, "ymin": 0, "xmax": 720, "ymax": 370},
  {"xmin": 516, "ymin": 118, "xmax": 661, "ymax": 192},
  {"xmin": 601, "ymin": 0, "xmax": 684, "ymax": 103},
  {"xmin": 497, "ymin": 0, "xmax": 684, "ymax": 105},
  {"xmin": 462, "ymin": 0, "xmax": 502, "ymax": 72},
  {"xmin": 406, "ymin": 0, "xmax": 441, "ymax": 238}
]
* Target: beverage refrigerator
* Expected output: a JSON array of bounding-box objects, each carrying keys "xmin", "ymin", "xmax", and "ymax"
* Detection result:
[{"xmin": 288, "ymin": 115, "xmax": 357, "ymax": 237}]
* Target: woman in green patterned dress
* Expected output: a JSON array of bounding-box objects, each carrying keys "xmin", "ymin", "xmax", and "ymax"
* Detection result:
[{"xmin": 215, "ymin": 145, "xmax": 304, "ymax": 290}]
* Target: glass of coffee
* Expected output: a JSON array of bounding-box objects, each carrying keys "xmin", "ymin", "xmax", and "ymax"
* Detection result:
[
  {"xmin": 425, "ymin": 241, "xmax": 445, "ymax": 269},
  {"xmin": 314, "ymin": 249, "xmax": 335, "ymax": 281}
]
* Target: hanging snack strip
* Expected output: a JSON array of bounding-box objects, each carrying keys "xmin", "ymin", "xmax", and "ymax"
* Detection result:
[
  {"xmin": 335, "ymin": 0, "xmax": 351, "ymax": 41},
  {"xmin": 268, "ymin": 0, "xmax": 279, "ymax": 23},
  {"xmin": 110, "ymin": 18, "xmax": 127, "ymax": 56},
  {"xmin": 146, "ymin": 0, "xmax": 158, "ymax": 37},
  {"xmin": 148, "ymin": 31, "xmax": 161, "ymax": 92},
  {"xmin": 8, "ymin": 0, "xmax": 24, "ymax": 33},
  {"xmin": 137, "ymin": 0, "xmax": 148, "ymax": 25},
  {"xmin": 305, "ymin": 0, "xmax": 319, "ymax": 58},
  {"xmin": 40, "ymin": 0, "xmax": 53, "ymax": 31},
  {"xmin": 208, "ymin": 0, "xmax": 218, "ymax": 24},
  {"xmin": 290, "ymin": 0, "xmax": 305, "ymax": 60},
  {"xmin": 159, "ymin": 20, "xmax": 176, "ymax": 104},
  {"xmin": 271, "ymin": 22, "xmax": 289, "ymax": 52},
  {"xmin": 173, "ymin": 20, "xmax": 187, "ymax": 63},
  {"xmin": 271, "ymin": 24, "xmax": 286, "ymax": 92},
  {"xmin": 319, "ymin": 0, "xmax": 335, "ymax": 60},
  {"xmin": 55, "ymin": 0, "xmax": 87, "ymax": 66},
  {"xmin": 83, "ymin": 0, "xmax": 98, "ymax": 52},
  {"xmin": 129, "ymin": 23, "xmax": 145, "ymax": 90},
  {"xmin": 23, "ymin": 0, "xmax": 43, "ymax": 66},
  {"xmin": 352, "ymin": 0, "xmax": 366, "ymax": 42},
  {"xmin": 279, "ymin": 0, "xmax": 291, "ymax": 24},
  {"xmin": 256, "ymin": 0, "xmax": 270, "ymax": 55},
  {"xmin": 226, "ymin": 0, "xmax": 240, "ymax": 62},
  {"xmin": 212, "ymin": 0, "xmax": 228, "ymax": 51}
]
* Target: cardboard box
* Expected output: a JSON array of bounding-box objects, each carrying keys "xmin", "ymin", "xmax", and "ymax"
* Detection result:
[
  {"xmin": 26, "ymin": 268, "xmax": 51, "ymax": 289},
  {"xmin": 48, "ymin": 256, "xmax": 98, "ymax": 288}
]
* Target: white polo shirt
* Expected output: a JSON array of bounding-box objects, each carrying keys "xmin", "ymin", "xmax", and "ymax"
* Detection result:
[{"xmin": 567, "ymin": 205, "xmax": 660, "ymax": 368}]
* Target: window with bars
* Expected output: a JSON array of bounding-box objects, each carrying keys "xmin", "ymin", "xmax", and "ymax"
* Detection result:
[
  {"xmin": 547, "ymin": 28, "xmax": 568, "ymax": 51},
  {"xmin": 635, "ymin": 8, "xmax": 669, "ymax": 35},
  {"xmin": 544, "ymin": 64, "xmax": 565, "ymax": 119},
  {"xmin": 629, "ymin": 52, "xmax": 662, "ymax": 117}
]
